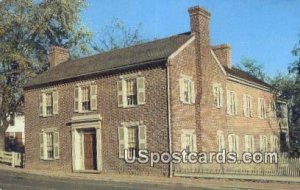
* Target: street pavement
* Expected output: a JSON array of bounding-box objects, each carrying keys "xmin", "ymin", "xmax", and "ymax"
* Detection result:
[{"xmin": 0, "ymin": 170, "xmax": 209, "ymax": 190}]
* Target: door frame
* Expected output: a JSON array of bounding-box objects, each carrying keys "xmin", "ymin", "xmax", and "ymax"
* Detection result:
[{"xmin": 70, "ymin": 114, "xmax": 102, "ymax": 172}]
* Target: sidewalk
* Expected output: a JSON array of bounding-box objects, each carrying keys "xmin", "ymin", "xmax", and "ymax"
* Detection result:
[{"xmin": 1, "ymin": 164, "xmax": 300, "ymax": 190}]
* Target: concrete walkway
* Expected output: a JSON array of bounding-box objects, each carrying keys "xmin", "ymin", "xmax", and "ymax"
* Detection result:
[{"xmin": 1, "ymin": 164, "xmax": 300, "ymax": 190}]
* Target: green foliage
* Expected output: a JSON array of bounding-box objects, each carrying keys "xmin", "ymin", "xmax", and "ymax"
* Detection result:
[
  {"xmin": 93, "ymin": 18, "xmax": 146, "ymax": 53},
  {"xmin": 236, "ymin": 58, "xmax": 270, "ymax": 82},
  {"xmin": 0, "ymin": 0, "xmax": 92, "ymax": 131}
]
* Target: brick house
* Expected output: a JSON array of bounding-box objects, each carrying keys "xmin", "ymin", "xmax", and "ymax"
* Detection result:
[{"xmin": 24, "ymin": 6, "xmax": 287, "ymax": 176}]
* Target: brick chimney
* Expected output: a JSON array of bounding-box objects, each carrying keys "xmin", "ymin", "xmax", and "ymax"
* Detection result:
[
  {"xmin": 212, "ymin": 44, "xmax": 232, "ymax": 68},
  {"xmin": 188, "ymin": 6, "xmax": 211, "ymax": 51},
  {"xmin": 49, "ymin": 46, "xmax": 69, "ymax": 68}
]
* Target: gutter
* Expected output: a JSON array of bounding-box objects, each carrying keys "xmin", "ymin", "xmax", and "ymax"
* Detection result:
[{"xmin": 166, "ymin": 59, "xmax": 173, "ymax": 178}]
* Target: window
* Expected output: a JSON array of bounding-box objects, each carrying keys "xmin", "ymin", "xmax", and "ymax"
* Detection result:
[
  {"xmin": 243, "ymin": 94, "xmax": 252, "ymax": 117},
  {"xmin": 82, "ymin": 86, "xmax": 91, "ymax": 111},
  {"xmin": 227, "ymin": 91, "xmax": 237, "ymax": 115},
  {"xmin": 260, "ymin": 135, "xmax": 268, "ymax": 152},
  {"xmin": 8, "ymin": 132, "xmax": 15, "ymax": 140},
  {"xmin": 213, "ymin": 83, "xmax": 223, "ymax": 108},
  {"xmin": 270, "ymin": 135, "xmax": 278, "ymax": 152},
  {"xmin": 269, "ymin": 101, "xmax": 276, "ymax": 119},
  {"xmin": 126, "ymin": 78, "xmax": 138, "ymax": 106},
  {"xmin": 39, "ymin": 90, "xmax": 58, "ymax": 116},
  {"xmin": 117, "ymin": 76, "xmax": 145, "ymax": 108},
  {"xmin": 127, "ymin": 126, "xmax": 138, "ymax": 158},
  {"xmin": 179, "ymin": 76, "xmax": 195, "ymax": 104},
  {"xmin": 181, "ymin": 130, "xmax": 197, "ymax": 152},
  {"xmin": 245, "ymin": 135, "xmax": 255, "ymax": 152},
  {"xmin": 217, "ymin": 131, "xmax": 225, "ymax": 151},
  {"xmin": 258, "ymin": 98, "xmax": 266, "ymax": 119},
  {"xmin": 118, "ymin": 124, "xmax": 146, "ymax": 158},
  {"xmin": 46, "ymin": 93, "xmax": 53, "ymax": 115},
  {"xmin": 40, "ymin": 131, "xmax": 59, "ymax": 160},
  {"xmin": 46, "ymin": 132, "xmax": 54, "ymax": 159},
  {"xmin": 74, "ymin": 84, "xmax": 97, "ymax": 113},
  {"xmin": 228, "ymin": 134, "xmax": 239, "ymax": 154}
]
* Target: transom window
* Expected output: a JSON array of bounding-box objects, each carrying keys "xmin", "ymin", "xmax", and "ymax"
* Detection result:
[{"xmin": 126, "ymin": 78, "xmax": 138, "ymax": 106}]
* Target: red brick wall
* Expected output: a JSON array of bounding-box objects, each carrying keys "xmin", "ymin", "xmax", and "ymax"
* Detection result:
[
  {"xmin": 25, "ymin": 65, "xmax": 170, "ymax": 176},
  {"xmin": 169, "ymin": 41, "xmax": 198, "ymax": 151}
]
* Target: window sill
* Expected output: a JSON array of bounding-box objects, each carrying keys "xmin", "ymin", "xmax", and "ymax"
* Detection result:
[
  {"xmin": 40, "ymin": 158, "xmax": 56, "ymax": 161},
  {"xmin": 77, "ymin": 110, "xmax": 96, "ymax": 114},
  {"xmin": 41, "ymin": 115, "xmax": 54, "ymax": 118},
  {"xmin": 181, "ymin": 101, "xmax": 193, "ymax": 105},
  {"xmin": 122, "ymin": 105, "xmax": 143, "ymax": 109}
]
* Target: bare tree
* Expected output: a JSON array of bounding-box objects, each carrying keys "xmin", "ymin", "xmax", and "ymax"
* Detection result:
[{"xmin": 93, "ymin": 18, "xmax": 146, "ymax": 53}]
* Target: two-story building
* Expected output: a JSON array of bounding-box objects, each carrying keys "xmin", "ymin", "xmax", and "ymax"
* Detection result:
[{"xmin": 24, "ymin": 6, "xmax": 283, "ymax": 176}]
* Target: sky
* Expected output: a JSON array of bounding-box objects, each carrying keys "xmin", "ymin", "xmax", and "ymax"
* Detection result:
[{"xmin": 81, "ymin": 0, "xmax": 300, "ymax": 77}]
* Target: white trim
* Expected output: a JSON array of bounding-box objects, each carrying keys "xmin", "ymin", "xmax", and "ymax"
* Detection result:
[
  {"xmin": 210, "ymin": 50, "xmax": 227, "ymax": 75},
  {"xmin": 119, "ymin": 72, "xmax": 141, "ymax": 79},
  {"xmin": 76, "ymin": 81, "xmax": 95, "ymax": 87},
  {"xmin": 228, "ymin": 75, "xmax": 272, "ymax": 92},
  {"xmin": 70, "ymin": 114, "xmax": 102, "ymax": 172},
  {"xmin": 168, "ymin": 36, "xmax": 195, "ymax": 61}
]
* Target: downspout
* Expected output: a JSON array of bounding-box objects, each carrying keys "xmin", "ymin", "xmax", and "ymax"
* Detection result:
[{"xmin": 166, "ymin": 59, "xmax": 173, "ymax": 178}]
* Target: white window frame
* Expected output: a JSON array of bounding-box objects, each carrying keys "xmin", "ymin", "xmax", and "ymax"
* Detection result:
[
  {"xmin": 118, "ymin": 121, "xmax": 146, "ymax": 159},
  {"xmin": 270, "ymin": 135, "xmax": 278, "ymax": 152},
  {"xmin": 179, "ymin": 75, "xmax": 195, "ymax": 105},
  {"xmin": 40, "ymin": 130, "xmax": 60, "ymax": 160},
  {"xmin": 243, "ymin": 94, "xmax": 252, "ymax": 117},
  {"xmin": 259, "ymin": 135, "xmax": 268, "ymax": 152},
  {"xmin": 269, "ymin": 101, "xmax": 276, "ymax": 120},
  {"xmin": 74, "ymin": 82, "xmax": 97, "ymax": 113},
  {"xmin": 181, "ymin": 129, "xmax": 197, "ymax": 152},
  {"xmin": 217, "ymin": 130, "xmax": 225, "ymax": 151},
  {"xmin": 244, "ymin": 135, "xmax": 255, "ymax": 153},
  {"xmin": 228, "ymin": 134, "xmax": 239, "ymax": 155},
  {"xmin": 213, "ymin": 83, "xmax": 223, "ymax": 108},
  {"xmin": 227, "ymin": 90, "xmax": 237, "ymax": 115},
  {"xmin": 258, "ymin": 98, "xmax": 266, "ymax": 119},
  {"xmin": 117, "ymin": 73, "xmax": 146, "ymax": 108},
  {"xmin": 39, "ymin": 89, "xmax": 58, "ymax": 117}
]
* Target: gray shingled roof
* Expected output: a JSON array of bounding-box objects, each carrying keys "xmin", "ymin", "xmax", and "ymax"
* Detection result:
[
  {"xmin": 224, "ymin": 67, "xmax": 274, "ymax": 89},
  {"xmin": 25, "ymin": 32, "xmax": 192, "ymax": 88}
]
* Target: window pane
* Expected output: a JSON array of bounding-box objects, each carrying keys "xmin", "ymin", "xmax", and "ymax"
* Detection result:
[
  {"xmin": 46, "ymin": 93, "xmax": 53, "ymax": 115},
  {"xmin": 82, "ymin": 86, "xmax": 91, "ymax": 111},
  {"xmin": 127, "ymin": 127, "xmax": 138, "ymax": 158},
  {"xmin": 46, "ymin": 132, "xmax": 54, "ymax": 159},
  {"xmin": 126, "ymin": 79, "xmax": 137, "ymax": 106}
]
